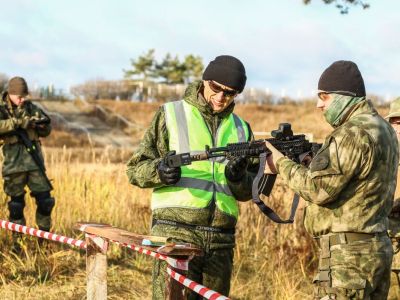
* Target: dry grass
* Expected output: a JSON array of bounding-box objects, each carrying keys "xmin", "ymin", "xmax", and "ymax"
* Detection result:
[
  {"xmin": 0, "ymin": 151, "xmax": 153, "ymax": 299},
  {"xmin": 1, "ymin": 148, "xmax": 318, "ymax": 299},
  {"xmin": 0, "ymin": 101, "xmax": 398, "ymax": 300}
]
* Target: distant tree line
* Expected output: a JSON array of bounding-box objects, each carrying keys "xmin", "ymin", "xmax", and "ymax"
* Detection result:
[
  {"xmin": 71, "ymin": 50, "xmax": 204, "ymax": 101},
  {"xmin": 70, "ymin": 79, "xmax": 134, "ymax": 101}
]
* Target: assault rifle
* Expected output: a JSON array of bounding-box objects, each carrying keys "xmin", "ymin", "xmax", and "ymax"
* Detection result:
[
  {"xmin": 13, "ymin": 116, "xmax": 53, "ymax": 190},
  {"xmin": 32, "ymin": 116, "xmax": 51, "ymax": 126},
  {"xmin": 165, "ymin": 123, "xmax": 321, "ymax": 223}
]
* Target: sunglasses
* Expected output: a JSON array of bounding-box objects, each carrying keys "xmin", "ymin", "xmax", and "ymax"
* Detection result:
[{"xmin": 208, "ymin": 81, "xmax": 238, "ymax": 98}]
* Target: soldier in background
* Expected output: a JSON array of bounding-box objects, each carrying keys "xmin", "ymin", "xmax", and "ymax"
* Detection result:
[
  {"xmin": 264, "ymin": 61, "xmax": 398, "ymax": 299},
  {"xmin": 127, "ymin": 55, "xmax": 257, "ymax": 299},
  {"xmin": 385, "ymin": 97, "xmax": 400, "ymax": 286},
  {"xmin": 0, "ymin": 77, "xmax": 55, "ymax": 232}
]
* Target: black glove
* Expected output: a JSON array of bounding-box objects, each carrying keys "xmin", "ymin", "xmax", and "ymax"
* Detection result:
[
  {"xmin": 157, "ymin": 159, "xmax": 181, "ymax": 185},
  {"xmin": 225, "ymin": 155, "xmax": 249, "ymax": 182}
]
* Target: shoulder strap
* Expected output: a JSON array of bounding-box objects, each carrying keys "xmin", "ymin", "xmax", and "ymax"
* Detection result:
[{"xmin": 252, "ymin": 152, "xmax": 299, "ymax": 223}]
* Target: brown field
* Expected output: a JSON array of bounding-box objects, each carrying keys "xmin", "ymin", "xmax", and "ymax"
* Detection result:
[
  {"xmin": 0, "ymin": 101, "xmax": 398, "ymax": 300},
  {"xmin": 97, "ymin": 99, "xmax": 390, "ymax": 142}
]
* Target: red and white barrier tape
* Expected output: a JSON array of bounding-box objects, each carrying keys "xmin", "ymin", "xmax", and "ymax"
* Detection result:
[
  {"xmin": 93, "ymin": 240, "xmax": 230, "ymax": 299},
  {"xmin": 0, "ymin": 220, "xmax": 86, "ymax": 249},
  {"xmin": 1, "ymin": 219, "xmax": 230, "ymax": 299},
  {"xmin": 167, "ymin": 267, "xmax": 230, "ymax": 300},
  {"xmin": 117, "ymin": 242, "xmax": 230, "ymax": 299}
]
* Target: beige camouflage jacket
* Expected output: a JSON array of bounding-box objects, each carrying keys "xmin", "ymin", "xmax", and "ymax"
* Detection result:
[
  {"xmin": 276, "ymin": 100, "xmax": 398, "ymax": 237},
  {"xmin": 0, "ymin": 92, "xmax": 51, "ymax": 175}
]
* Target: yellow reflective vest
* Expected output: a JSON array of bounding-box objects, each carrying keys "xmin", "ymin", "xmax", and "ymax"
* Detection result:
[{"xmin": 151, "ymin": 100, "xmax": 249, "ymax": 219}]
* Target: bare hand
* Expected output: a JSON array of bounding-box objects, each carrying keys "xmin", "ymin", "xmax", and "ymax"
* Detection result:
[
  {"xmin": 299, "ymin": 153, "xmax": 313, "ymax": 167},
  {"xmin": 264, "ymin": 140, "xmax": 284, "ymax": 174}
]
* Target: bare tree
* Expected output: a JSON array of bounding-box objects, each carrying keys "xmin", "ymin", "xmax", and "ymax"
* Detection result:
[
  {"xmin": 0, "ymin": 73, "xmax": 9, "ymax": 93},
  {"xmin": 70, "ymin": 79, "xmax": 134, "ymax": 101},
  {"xmin": 303, "ymin": 0, "xmax": 370, "ymax": 14}
]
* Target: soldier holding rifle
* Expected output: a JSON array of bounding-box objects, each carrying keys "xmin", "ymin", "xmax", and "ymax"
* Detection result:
[
  {"xmin": 127, "ymin": 55, "xmax": 257, "ymax": 299},
  {"xmin": 264, "ymin": 61, "xmax": 398, "ymax": 299},
  {"xmin": 0, "ymin": 77, "xmax": 55, "ymax": 233}
]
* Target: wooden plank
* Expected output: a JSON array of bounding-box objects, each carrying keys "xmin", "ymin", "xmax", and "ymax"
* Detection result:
[{"xmin": 76, "ymin": 222, "xmax": 203, "ymax": 257}]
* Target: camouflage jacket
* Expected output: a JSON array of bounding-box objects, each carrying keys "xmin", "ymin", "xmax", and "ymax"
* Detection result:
[
  {"xmin": 126, "ymin": 81, "xmax": 258, "ymax": 230},
  {"xmin": 276, "ymin": 100, "xmax": 398, "ymax": 237},
  {"xmin": 0, "ymin": 92, "xmax": 51, "ymax": 175}
]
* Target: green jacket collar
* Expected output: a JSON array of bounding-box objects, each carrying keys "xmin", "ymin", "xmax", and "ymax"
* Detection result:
[
  {"xmin": 340, "ymin": 99, "xmax": 377, "ymax": 125},
  {"xmin": 0, "ymin": 92, "xmax": 8, "ymax": 106}
]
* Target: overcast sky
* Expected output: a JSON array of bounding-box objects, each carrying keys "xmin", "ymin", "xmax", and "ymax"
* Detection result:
[{"xmin": 0, "ymin": 0, "xmax": 399, "ymax": 99}]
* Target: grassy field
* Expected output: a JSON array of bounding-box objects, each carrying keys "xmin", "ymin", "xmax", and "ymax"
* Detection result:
[{"xmin": 0, "ymin": 101, "xmax": 398, "ymax": 300}]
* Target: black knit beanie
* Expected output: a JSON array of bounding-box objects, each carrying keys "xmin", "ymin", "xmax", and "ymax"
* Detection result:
[
  {"xmin": 202, "ymin": 55, "xmax": 247, "ymax": 93},
  {"xmin": 318, "ymin": 60, "xmax": 366, "ymax": 97}
]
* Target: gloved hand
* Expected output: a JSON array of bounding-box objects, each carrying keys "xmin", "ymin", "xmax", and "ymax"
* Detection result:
[
  {"xmin": 26, "ymin": 116, "xmax": 44, "ymax": 129},
  {"xmin": 157, "ymin": 159, "xmax": 181, "ymax": 185},
  {"xmin": 225, "ymin": 155, "xmax": 249, "ymax": 182},
  {"xmin": 13, "ymin": 116, "xmax": 31, "ymax": 129}
]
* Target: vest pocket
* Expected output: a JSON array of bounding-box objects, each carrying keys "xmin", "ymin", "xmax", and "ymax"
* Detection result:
[{"xmin": 331, "ymin": 266, "xmax": 366, "ymax": 290}]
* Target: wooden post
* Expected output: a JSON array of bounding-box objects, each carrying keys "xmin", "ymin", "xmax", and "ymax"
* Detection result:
[
  {"xmin": 86, "ymin": 234, "xmax": 108, "ymax": 300},
  {"xmin": 76, "ymin": 223, "xmax": 202, "ymax": 300},
  {"xmin": 165, "ymin": 262, "xmax": 189, "ymax": 300}
]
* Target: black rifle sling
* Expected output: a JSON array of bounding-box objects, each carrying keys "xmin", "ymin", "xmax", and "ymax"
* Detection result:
[
  {"xmin": 251, "ymin": 152, "xmax": 299, "ymax": 224},
  {"xmin": 16, "ymin": 128, "xmax": 53, "ymax": 190}
]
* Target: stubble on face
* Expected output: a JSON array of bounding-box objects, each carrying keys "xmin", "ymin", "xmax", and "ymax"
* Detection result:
[{"xmin": 202, "ymin": 81, "xmax": 236, "ymax": 113}]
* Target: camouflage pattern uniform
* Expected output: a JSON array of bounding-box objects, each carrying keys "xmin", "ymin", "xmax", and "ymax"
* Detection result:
[
  {"xmin": 126, "ymin": 81, "xmax": 257, "ymax": 299},
  {"xmin": 0, "ymin": 91, "xmax": 54, "ymax": 230},
  {"xmin": 276, "ymin": 98, "xmax": 398, "ymax": 299},
  {"xmin": 385, "ymin": 97, "xmax": 400, "ymax": 277}
]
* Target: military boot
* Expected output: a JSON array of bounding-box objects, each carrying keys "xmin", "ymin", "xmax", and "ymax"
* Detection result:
[
  {"xmin": 10, "ymin": 218, "xmax": 26, "ymax": 254},
  {"xmin": 8, "ymin": 195, "xmax": 26, "ymax": 253},
  {"xmin": 33, "ymin": 193, "xmax": 55, "ymax": 232},
  {"xmin": 36, "ymin": 211, "xmax": 51, "ymax": 232}
]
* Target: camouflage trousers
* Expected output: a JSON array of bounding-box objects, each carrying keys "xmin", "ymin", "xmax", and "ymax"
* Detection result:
[
  {"xmin": 3, "ymin": 170, "xmax": 51, "ymax": 196},
  {"xmin": 388, "ymin": 216, "xmax": 400, "ymax": 269},
  {"xmin": 151, "ymin": 224, "xmax": 234, "ymax": 300},
  {"xmin": 3, "ymin": 170, "xmax": 53, "ymax": 230},
  {"xmin": 388, "ymin": 216, "xmax": 400, "ymax": 294},
  {"xmin": 313, "ymin": 233, "xmax": 393, "ymax": 300}
]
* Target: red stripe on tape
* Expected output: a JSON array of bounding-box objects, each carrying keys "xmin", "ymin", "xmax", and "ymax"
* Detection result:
[
  {"xmin": 1, "ymin": 220, "xmax": 86, "ymax": 249},
  {"xmin": 166, "ymin": 267, "xmax": 230, "ymax": 300}
]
